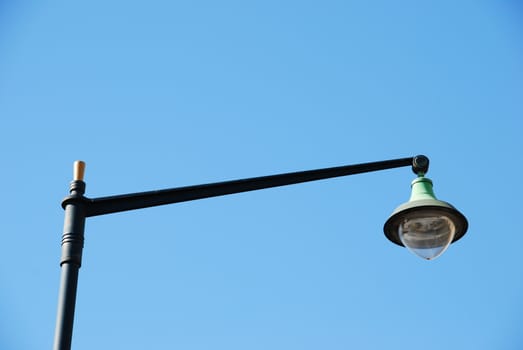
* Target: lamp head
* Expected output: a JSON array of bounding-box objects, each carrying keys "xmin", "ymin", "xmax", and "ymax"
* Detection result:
[{"xmin": 384, "ymin": 175, "xmax": 468, "ymax": 260}]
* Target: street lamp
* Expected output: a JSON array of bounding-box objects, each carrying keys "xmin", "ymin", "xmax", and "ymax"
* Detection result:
[
  {"xmin": 53, "ymin": 155, "xmax": 468, "ymax": 350},
  {"xmin": 383, "ymin": 156, "xmax": 468, "ymax": 260}
]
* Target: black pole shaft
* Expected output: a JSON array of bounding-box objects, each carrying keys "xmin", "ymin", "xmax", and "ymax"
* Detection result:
[
  {"xmin": 54, "ymin": 264, "xmax": 80, "ymax": 350},
  {"xmin": 53, "ymin": 180, "xmax": 86, "ymax": 350}
]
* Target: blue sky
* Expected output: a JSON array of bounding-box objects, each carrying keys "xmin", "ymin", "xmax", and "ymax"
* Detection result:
[{"xmin": 1, "ymin": 1, "xmax": 522, "ymax": 349}]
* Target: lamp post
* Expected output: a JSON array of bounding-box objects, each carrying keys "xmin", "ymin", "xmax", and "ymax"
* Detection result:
[{"xmin": 53, "ymin": 155, "xmax": 468, "ymax": 350}]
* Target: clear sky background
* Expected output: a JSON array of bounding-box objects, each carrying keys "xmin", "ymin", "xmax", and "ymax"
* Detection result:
[{"xmin": 1, "ymin": 1, "xmax": 522, "ymax": 349}]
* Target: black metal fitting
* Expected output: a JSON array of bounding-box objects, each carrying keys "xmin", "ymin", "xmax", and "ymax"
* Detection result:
[
  {"xmin": 60, "ymin": 180, "xmax": 88, "ymax": 267},
  {"xmin": 61, "ymin": 181, "xmax": 88, "ymax": 208},
  {"xmin": 412, "ymin": 155, "xmax": 429, "ymax": 175}
]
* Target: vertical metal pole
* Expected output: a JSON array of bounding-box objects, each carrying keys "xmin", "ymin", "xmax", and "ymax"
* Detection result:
[{"xmin": 53, "ymin": 162, "xmax": 87, "ymax": 350}]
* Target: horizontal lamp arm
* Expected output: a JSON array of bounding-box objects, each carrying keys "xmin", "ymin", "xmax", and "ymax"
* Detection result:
[{"xmin": 78, "ymin": 156, "xmax": 420, "ymax": 217}]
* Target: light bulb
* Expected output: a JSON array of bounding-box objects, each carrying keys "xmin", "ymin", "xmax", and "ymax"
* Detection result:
[{"xmin": 398, "ymin": 211, "xmax": 456, "ymax": 260}]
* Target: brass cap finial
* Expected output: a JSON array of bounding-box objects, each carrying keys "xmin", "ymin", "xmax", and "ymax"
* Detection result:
[{"xmin": 73, "ymin": 161, "xmax": 86, "ymax": 181}]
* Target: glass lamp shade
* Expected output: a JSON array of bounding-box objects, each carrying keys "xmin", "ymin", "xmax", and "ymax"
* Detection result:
[
  {"xmin": 398, "ymin": 210, "xmax": 456, "ymax": 260},
  {"xmin": 384, "ymin": 176, "xmax": 468, "ymax": 260}
]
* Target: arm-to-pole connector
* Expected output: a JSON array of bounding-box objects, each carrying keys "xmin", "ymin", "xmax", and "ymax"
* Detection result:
[{"xmin": 412, "ymin": 155, "xmax": 429, "ymax": 176}]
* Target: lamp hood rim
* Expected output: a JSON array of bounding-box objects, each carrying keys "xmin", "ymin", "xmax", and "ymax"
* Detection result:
[{"xmin": 383, "ymin": 199, "xmax": 468, "ymax": 247}]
